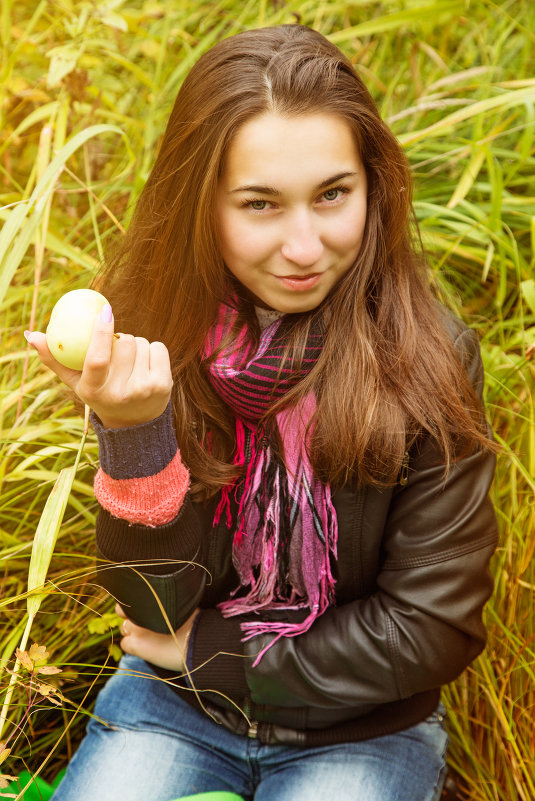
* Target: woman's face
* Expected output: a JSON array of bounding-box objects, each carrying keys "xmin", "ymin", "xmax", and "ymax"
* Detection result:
[{"xmin": 215, "ymin": 111, "xmax": 368, "ymax": 313}]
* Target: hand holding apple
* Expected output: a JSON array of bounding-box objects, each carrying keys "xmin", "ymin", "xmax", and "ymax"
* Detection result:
[{"xmin": 25, "ymin": 289, "xmax": 173, "ymax": 429}]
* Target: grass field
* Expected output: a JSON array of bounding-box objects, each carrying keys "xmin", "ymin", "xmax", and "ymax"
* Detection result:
[{"xmin": 1, "ymin": 1, "xmax": 534, "ymax": 798}]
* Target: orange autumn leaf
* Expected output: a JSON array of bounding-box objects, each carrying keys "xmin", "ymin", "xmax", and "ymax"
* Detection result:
[{"xmin": 15, "ymin": 648, "xmax": 33, "ymax": 672}]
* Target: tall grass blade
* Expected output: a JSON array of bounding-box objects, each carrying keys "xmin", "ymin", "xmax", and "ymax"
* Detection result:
[
  {"xmin": 329, "ymin": 0, "xmax": 464, "ymax": 41},
  {"xmin": 0, "ymin": 408, "xmax": 89, "ymax": 739},
  {"xmin": 399, "ymin": 85, "xmax": 535, "ymax": 145},
  {"xmin": 0, "ymin": 125, "xmax": 130, "ymax": 306},
  {"xmin": 25, "ymin": 465, "xmax": 77, "ymax": 620}
]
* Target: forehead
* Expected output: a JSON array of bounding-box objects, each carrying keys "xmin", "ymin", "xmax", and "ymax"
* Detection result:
[{"xmin": 220, "ymin": 112, "xmax": 362, "ymax": 188}]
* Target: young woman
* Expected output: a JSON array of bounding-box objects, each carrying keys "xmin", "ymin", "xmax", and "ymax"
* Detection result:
[{"xmin": 27, "ymin": 23, "xmax": 498, "ymax": 801}]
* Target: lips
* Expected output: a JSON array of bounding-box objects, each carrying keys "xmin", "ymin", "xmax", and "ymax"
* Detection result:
[{"xmin": 276, "ymin": 273, "xmax": 322, "ymax": 291}]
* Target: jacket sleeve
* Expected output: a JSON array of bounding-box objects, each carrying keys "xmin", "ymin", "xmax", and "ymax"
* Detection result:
[
  {"xmin": 92, "ymin": 403, "xmax": 207, "ymax": 632},
  {"xmin": 95, "ymin": 499, "xmax": 207, "ymax": 632},
  {"xmin": 186, "ymin": 326, "xmax": 498, "ymax": 710}
]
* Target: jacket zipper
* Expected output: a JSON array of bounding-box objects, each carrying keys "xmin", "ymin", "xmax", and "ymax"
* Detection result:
[
  {"xmin": 400, "ymin": 450, "xmax": 410, "ymax": 486},
  {"xmin": 242, "ymin": 698, "xmax": 259, "ymax": 738}
]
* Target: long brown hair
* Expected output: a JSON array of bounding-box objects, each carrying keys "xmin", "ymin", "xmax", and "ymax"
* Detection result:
[{"xmin": 94, "ymin": 24, "xmax": 494, "ymax": 498}]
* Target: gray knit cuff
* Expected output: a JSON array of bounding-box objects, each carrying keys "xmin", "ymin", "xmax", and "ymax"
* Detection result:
[{"xmin": 90, "ymin": 401, "xmax": 178, "ymax": 479}]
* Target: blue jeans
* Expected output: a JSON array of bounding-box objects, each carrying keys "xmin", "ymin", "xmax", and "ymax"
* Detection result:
[{"xmin": 52, "ymin": 655, "xmax": 448, "ymax": 801}]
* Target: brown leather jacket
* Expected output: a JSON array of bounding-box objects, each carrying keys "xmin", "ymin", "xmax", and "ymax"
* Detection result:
[{"xmin": 96, "ymin": 317, "xmax": 498, "ymax": 745}]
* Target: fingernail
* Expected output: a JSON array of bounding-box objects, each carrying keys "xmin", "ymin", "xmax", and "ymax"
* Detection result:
[
  {"xmin": 24, "ymin": 330, "xmax": 36, "ymax": 348},
  {"xmin": 100, "ymin": 304, "xmax": 113, "ymax": 323}
]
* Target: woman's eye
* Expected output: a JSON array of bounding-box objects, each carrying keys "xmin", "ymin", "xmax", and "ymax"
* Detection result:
[
  {"xmin": 249, "ymin": 200, "xmax": 269, "ymax": 211},
  {"xmin": 322, "ymin": 188, "xmax": 343, "ymax": 202}
]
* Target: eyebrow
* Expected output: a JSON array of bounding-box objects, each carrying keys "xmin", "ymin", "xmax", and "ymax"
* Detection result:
[{"xmin": 228, "ymin": 171, "xmax": 358, "ymax": 195}]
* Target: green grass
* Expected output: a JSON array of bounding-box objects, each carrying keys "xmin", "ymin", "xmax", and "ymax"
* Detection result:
[{"xmin": 1, "ymin": 1, "xmax": 534, "ymax": 797}]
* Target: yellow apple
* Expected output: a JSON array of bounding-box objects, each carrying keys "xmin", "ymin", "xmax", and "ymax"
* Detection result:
[{"xmin": 46, "ymin": 289, "xmax": 109, "ymax": 370}]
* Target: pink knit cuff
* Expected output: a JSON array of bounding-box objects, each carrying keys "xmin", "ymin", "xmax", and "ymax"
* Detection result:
[{"xmin": 94, "ymin": 450, "xmax": 190, "ymax": 527}]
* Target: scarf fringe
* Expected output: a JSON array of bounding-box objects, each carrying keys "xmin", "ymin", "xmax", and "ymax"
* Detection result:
[
  {"xmin": 206, "ymin": 301, "xmax": 338, "ymax": 661},
  {"xmin": 215, "ymin": 421, "xmax": 338, "ymax": 659}
]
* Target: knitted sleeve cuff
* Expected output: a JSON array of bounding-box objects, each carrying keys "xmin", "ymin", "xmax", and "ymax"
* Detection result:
[
  {"xmin": 187, "ymin": 609, "xmax": 249, "ymax": 699},
  {"xmin": 91, "ymin": 401, "xmax": 191, "ymax": 527},
  {"xmin": 90, "ymin": 401, "xmax": 178, "ymax": 479},
  {"xmin": 93, "ymin": 451, "xmax": 190, "ymax": 527}
]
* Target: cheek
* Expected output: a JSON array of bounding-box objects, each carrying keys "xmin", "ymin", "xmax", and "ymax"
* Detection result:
[
  {"xmin": 220, "ymin": 216, "xmax": 274, "ymax": 262},
  {"xmin": 334, "ymin": 201, "xmax": 367, "ymax": 254},
  {"xmin": 330, "ymin": 220, "xmax": 365, "ymax": 256}
]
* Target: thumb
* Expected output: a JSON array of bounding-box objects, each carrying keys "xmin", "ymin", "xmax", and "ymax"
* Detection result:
[{"xmin": 80, "ymin": 303, "xmax": 115, "ymax": 388}]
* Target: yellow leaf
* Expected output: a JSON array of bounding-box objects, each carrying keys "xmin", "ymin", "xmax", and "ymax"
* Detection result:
[
  {"xmin": 0, "ymin": 744, "xmax": 11, "ymax": 765},
  {"xmin": 28, "ymin": 643, "xmax": 49, "ymax": 665},
  {"xmin": 46, "ymin": 44, "xmax": 80, "ymax": 88},
  {"xmin": 37, "ymin": 665, "xmax": 62, "ymax": 675},
  {"xmin": 47, "ymin": 696, "xmax": 63, "ymax": 706},
  {"xmin": 108, "ymin": 644, "xmax": 123, "ymax": 662},
  {"xmin": 15, "ymin": 648, "xmax": 33, "ymax": 672},
  {"xmin": 88, "ymin": 611, "xmax": 123, "ymax": 634},
  {"xmin": 0, "ymin": 774, "xmax": 17, "ymax": 789},
  {"xmin": 37, "ymin": 682, "xmax": 54, "ymax": 697},
  {"xmin": 100, "ymin": 10, "xmax": 128, "ymax": 31}
]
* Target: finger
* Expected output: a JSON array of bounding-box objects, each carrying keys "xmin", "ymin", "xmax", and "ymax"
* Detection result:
[
  {"xmin": 106, "ymin": 332, "xmax": 137, "ymax": 385},
  {"xmin": 129, "ymin": 337, "xmax": 151, "ymax": 387},
  {"xmin": 120, "ymin": 628, "xmax": 185, "ymax": 671},
  {"xmin": 24, "ymin": 331, "xmax": 83, "ymax": 389},
  {"xmin": 80, "ymin": 304, "xmax": 116, "ymax": 389},
  {"xmin": 115, "ymin": 603, "xmax": 126, "ymax": 619},
  {"xmin": 148, "ymin": 342, "xmax": 174, "ymax": 397},
  {"xmin": 116, "ymin": 614, "xmax": 150, "ymax": 638},
  {"xmin": 148, "ymin": 341, "xmax": 172, "ymax": 379}
]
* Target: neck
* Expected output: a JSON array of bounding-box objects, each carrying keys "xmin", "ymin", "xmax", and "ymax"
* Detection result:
[{"xmin": 254, "ymin": 305, "xmax": 285, "ymax": 330}]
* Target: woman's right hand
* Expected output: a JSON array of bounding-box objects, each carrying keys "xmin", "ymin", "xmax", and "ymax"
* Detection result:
[{"xmin": 25, "ymin": 304, "xmax": 174, "ymax": 429}]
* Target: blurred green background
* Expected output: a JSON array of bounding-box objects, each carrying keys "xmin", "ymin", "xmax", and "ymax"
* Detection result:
[{"xmin": 1, "ymin": 1, "xmax": 534, "ymax": 798}]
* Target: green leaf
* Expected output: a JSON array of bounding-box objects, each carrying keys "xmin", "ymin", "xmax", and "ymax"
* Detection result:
[
  {"xmin": 521, "ymin": 279, "xmax": 535, "ymax": 316},
  {"xmin": 87, "ymin": 612, "xmax": 123, "ymax": 634},
  {"xmin": 46, "ymin": 44, "xmax": 81, "ymax": 87}
]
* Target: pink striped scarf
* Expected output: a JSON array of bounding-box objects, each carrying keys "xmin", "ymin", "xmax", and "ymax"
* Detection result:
[{"xmin": 204, "ymin": 300, "xmax": 338, "ymax": 664}]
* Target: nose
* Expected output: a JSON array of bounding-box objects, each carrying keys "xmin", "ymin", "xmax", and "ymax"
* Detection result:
[{"xmin": 280, "ymin": 211, "xmax": 323, "ymax": 268}]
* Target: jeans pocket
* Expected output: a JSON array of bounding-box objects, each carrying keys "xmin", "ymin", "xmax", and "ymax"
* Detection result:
[
  {"xmin": 417, "ymin": 704, "xmax": 449, "ymax": 801},
  {"xmin": 411, "ymin": 702, "xmax": 449, "ymax": 769}
]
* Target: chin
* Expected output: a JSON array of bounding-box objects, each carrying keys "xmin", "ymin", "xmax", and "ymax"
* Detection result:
[
  {"xmin": 249, "ymin": 285, "xmax": 327, "ymax": 314},
  {"xmin": 275, "ymin": 295, "xmax": 326, "ymax": 315}
]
